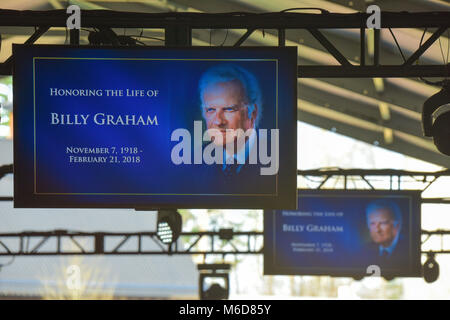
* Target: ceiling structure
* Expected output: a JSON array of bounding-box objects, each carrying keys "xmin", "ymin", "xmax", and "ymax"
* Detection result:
[{"xmin": 1, "ymin": 0, "xmax": 450, "ymax": 167}]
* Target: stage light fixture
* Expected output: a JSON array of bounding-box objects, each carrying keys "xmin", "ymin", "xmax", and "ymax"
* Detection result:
[
  {"xmin": 423, "ymin": 253, "xmax": 439, "ymax": 283},
  {"xmin": 198, "ymin": 264, "xmax": 230, "ymax": 300},
  {"xmin": 156, "ymin": 210, "xmax": 182, "ymax": 245},
  {"xmin": 88, "ymin": 30, "xmax": 137, "ymax": 46},
  {"xmin": 422, "ymin": 80, "xmax": 450, "ymax": 156}
]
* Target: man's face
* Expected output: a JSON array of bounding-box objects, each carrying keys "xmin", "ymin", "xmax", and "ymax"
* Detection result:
[
  {"xmin": 202, "ymin": 80, "xmax": 256, "ymax": 147},
  {"xmin": 367, "ymin": 209, "xmax": 399, "ymax": 248}
]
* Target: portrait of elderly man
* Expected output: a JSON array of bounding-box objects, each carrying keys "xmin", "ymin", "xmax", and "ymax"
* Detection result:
[
  {"xmin": 362, "ymin": 199, "xmax": 407, "ymax": 267},
  {"xmin": 198, "ymin": 64, "xmax": 263, "ymax": 177}
]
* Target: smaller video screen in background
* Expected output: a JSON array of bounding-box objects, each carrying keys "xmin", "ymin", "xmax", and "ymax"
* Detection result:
[{"xmin": 264, "ymin": 190, "xmax": 422, "ymax": 278}]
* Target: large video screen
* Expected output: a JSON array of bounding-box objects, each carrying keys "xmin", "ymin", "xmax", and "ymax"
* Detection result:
[
  {"xmin": 13, "ymin": 45, "xmax": 297, "ymax": 209},
  {"xmin": 264, "ymin": 190, "xmax": 422, "ymax": 278}
]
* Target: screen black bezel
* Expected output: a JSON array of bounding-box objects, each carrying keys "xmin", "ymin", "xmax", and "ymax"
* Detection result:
[{"xmin": 13, "ymin": 44, "xmax": 298, "ymax": 210}]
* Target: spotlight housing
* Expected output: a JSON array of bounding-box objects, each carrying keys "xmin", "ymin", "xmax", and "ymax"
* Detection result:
[
  {"xmin": 156, "ymin": 210, "xmax": 182, "ymax": 245},
  {"xmin": 198, "ymin": 264, "xmax": 230, "ymax": 300},
  {"xmin": 423, "ymin": 253, "xmax": 439, "ymax": 283},
  {"xmin": 204, "ymin": 283, "xmax": 228, "ymax": 300},
  {"xmin": 422, "ymin": 80, "xmax": 450, "ymax": 156}
]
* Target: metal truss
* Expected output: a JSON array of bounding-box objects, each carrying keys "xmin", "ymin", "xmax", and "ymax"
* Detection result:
[
  {"xmin": 1, "ymin": 10, "xmax": 450, "ymax": 77},
  {"xmin": 298, "ymin": 168, "xmax": 450, "ymax": 202},
  {"xmin": 0, "ymin": 229, "xmax": 446, "ymax": 257},
  {"xmin": 297, "ymin": 168, "xmax": 450, "ymax": 256},
  {"xmin": 0, "ymin": 230, "xmax": 263, "ymax": 257},
  {"xmin": 422, "ymin": 230, "xmax": 450, "ymax": 255},
  {"xmin": 0, "ymin": 166, "xmax": 449, "ymax": 256}
]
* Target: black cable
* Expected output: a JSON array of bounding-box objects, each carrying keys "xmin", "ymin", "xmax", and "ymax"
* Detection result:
[
  {"xmin": 447, "ymin": 30, "xmax": 449, "ymax": 66},
  {"xmin": 220, "ymin": 29, "xmax": 229, "ymax": 46},
  {"xmin": 419, "ymin": 77, "xmax": 441, "ymax": 86},
  {"xmin": 438, "ymin": 35, "xmax": 446, "ymax": 65},
  {"xmin": 437, "ymin": 29, "xmax": 450, "ymax": 73},
  {"xmin": 0, "ymin": 256, "xmax": 15, "ymax": 271},
  {"xmin": 417, "ymin": 28, "xmax": 445, "ymax": 86},
  {"xmin": 442, "ymin": 29, "xmax": 450, "ymax": 80},
  {"xmin": 447, "ymin": 30, "xmax": 450, "ymax": 80},
  {"xmin": 388, "ymin": 28, "xmax": 406, "ymax": 63},
  {"xmin": 419, "ymin": 27, "xmax": 428, "ymax": 50},
  {"xmin": 0, "ymin": 164, "xmax": 13, "ymax": 179}
]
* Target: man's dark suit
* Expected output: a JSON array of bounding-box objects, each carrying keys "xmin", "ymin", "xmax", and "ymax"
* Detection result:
[
  {"xmin": 361, "ymin": 236, "xmax": 409, "ymax": 271},
  {"xmin": 200, "ymin": 161, "xmax": 276, "ymax": 195},
  {"xmin": 197, "ymin": 130, "xmax": 277, "ymax": 195}
]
